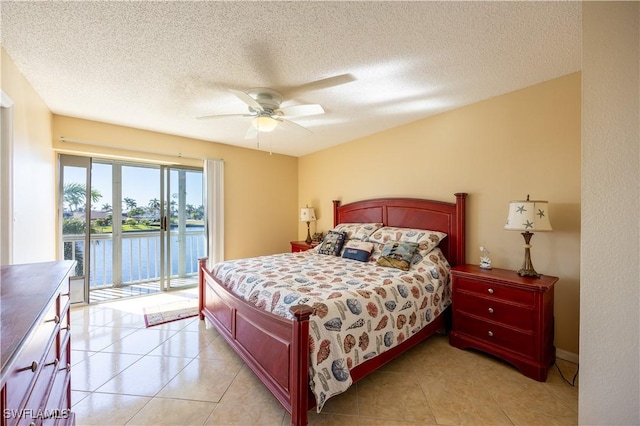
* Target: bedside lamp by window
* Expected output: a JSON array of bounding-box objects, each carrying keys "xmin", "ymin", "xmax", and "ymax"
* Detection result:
[
  {"xmin": 300, "ymin": 206, "xmax": 316, "ymax": 244},
  {"xmin": 504, "ymin": 195, "xmax": 552, "ymax": 278}
]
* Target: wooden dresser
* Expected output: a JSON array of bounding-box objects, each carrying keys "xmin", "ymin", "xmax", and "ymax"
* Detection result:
[
  {"xmin": 449, "ymin": 264, "xmax": 558, "ymax": 381},
  {"xmin": 1, "ymin": 261, "xmax": 76, "ymax": 426}
]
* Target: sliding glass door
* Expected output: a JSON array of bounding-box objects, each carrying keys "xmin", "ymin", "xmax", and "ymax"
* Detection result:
[
  {"xmin": 164, "ymin": 167, "xmax": 205, "ymax": 290},
  {"xmin": 59, "ymin": 155, "xmax": 92, "ymax": 303},
  {"xmin": 59, "ymin": 155, "xmax": 205, "ymax": 303}
]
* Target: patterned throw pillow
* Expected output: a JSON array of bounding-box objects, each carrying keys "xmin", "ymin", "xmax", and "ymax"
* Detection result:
[
  {"xmin": 342, "ymin": 240, "xmax": 374, "ymax": 262},
  {"xmin": 331, "ymin": 223, "xmax": 383, "ymax": 241},
  {"xmin": 317, "ymin": 231, "xmax": 347, "ymax": 256},
  {"xmin": 376, "ymin": 241, "xmax": 419, "ymax": 271}
]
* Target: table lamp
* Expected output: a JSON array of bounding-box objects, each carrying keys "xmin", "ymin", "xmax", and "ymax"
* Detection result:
[
  {"xmin": 300, "ymin": 206, "xmax": 316, "ymax": 244},
  {"xmin": 504, "ymin": 195, "xmax": 552, "ymax": 278}
]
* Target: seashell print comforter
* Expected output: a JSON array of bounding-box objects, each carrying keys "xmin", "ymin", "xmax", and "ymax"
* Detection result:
[{"xmin": 210, "ymin": 248, "xmax": 452, "ymax": 411}]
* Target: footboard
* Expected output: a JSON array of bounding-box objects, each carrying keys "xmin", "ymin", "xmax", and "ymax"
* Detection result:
[{"xmin": 198, "ymin": 258, "xmax": 313, "ymax": 426}]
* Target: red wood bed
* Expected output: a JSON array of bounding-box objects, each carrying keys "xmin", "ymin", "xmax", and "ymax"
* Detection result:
[{"xmin": 198, "ymin": 194, "xmax": 467, "ymax": 425}]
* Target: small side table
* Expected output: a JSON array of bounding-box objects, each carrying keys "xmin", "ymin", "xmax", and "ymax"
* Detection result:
[
  {"xmin": 290, "ymin": 241, "xmax": 314, "ymax": 253},
  {"xmin": 449, "ymin": 264, "xmax": 558, "ymax": 381}
]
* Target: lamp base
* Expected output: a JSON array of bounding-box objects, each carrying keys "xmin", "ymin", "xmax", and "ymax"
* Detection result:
[
  {"xmin": 518, "ymin": 231, "xmax": 541, "ymax": 278},
  {"xmin": 517, "ymin": 267, "xmax": 541, "ymax": 278},
  {"xmin": 305, "ymin": 222, "xmax": 312, "ymax": 244}
]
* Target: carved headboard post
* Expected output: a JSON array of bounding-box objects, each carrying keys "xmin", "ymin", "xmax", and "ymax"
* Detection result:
[
  {"xmin": 454, "ymin": 193, "xmax": 468, "ymax": 266},
  {"xmin": 332, "ymin": 200, "xmax": 341, "ymax": 227}
]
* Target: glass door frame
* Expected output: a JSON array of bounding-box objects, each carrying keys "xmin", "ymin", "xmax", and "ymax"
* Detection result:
[
  {"xmin": 161, "ymin": 165, "xmax": 204, "ymax": 291},
  {"xmin": 58, "ymin": 154, "xmax": 92, "ymax": 304}
]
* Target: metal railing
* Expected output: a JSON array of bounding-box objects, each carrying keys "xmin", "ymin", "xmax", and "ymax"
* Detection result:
[{"xmin": 63, "ymin": 228, "xmax": 205, "ymax": 289}]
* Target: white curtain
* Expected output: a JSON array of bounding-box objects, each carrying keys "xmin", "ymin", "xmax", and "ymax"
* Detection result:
[{"xmin": 204, "ymin": 159, "xmax": 224, "ymax": 268}]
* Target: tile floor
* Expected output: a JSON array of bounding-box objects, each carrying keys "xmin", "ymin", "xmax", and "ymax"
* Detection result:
[{"xmin": 70, "ymin": 289, "xmax": 579, "ymax": 425}]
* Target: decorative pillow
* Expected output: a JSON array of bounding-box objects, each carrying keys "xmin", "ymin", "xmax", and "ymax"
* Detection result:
[
  {"xmin": 317, "ymin": 231, "xmax": 347, "ymax": 256},
  {"xmin": 376, "ymin": 241, "xmax": 419, "ymax": 271},
  {"xmin": 331, "ymin": 223, "xmax": 383, "ymax": 241},
  {"xmin": 368, "ymin": 242, "xmax": 386, "ymax": 262},
  {"xmin": 342, "ymin": 240, "xmax": 374, "ymax": 262},
  {"xmin": 368, "ymin": 226, "xmax": 447, "ymax": 255}
]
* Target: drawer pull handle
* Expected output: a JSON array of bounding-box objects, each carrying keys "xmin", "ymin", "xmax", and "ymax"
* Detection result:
[
  {"xmin": 66, "ymin": 363, "xmax": 72, "ymax": 372},
  {"xmin": 61, "ymin": 292, "xmax": 71, "ymax": 297},
  {"xmin": 487, "ymin": 330, "xmax": 494, "ymax": 337},
  {"xmin": 488, "ymin": 288, "xmax": 494, "ymax": 294},
  {"xmin": 45, "ymin": 358, "xmax": 59, "ymax": 367},
  {"xmin": 47, "ymin": 315, "xmax": 61, "ymax": 324},
  {"xmin": 30, "ymin": 361, "xmax": 38, "ymax": 372},
  {"xmin": 488, "ymin": 307, "xmax": 494, "ymax": 314}
]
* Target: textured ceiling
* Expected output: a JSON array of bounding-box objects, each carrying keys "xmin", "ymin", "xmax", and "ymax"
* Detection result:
[{"xmin": 0, "ymin": 1, "xmax": 581, "ymax": 157}]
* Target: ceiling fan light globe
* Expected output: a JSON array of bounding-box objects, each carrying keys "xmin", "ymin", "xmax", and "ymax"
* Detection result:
[{"xmin": 252, "ymin": 116, "xmax": 278, "ymax": 132}]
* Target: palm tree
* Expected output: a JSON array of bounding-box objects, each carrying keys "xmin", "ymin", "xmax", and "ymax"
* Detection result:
[
  {"xmin": 148, "ymin": 198, "xmax": 160, "ymax": 217},
  {"xmin": 101, "ymin": 203, "xmax": 112, "ymax": 212},
  {"xmin": 186, "ymin": 204, "xmax": 196, "ymax": 219},
  {"xmin": 63, "ymin": 183, "xmax": 102, "ymax": 212},
  {"xmin": 123, "ymin": 197, "xmax": 137, "ymax": 212}
]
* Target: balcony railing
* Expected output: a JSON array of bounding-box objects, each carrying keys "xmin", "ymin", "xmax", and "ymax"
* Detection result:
[{"xmin": 63, "ymin": 228, "xmax": 205, "ymax": 289}]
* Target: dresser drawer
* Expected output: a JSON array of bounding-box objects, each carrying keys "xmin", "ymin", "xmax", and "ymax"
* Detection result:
[
  {"xmin": 455, "ymin": 312, "xmax": 534, "ymax": 357},
  {"xmin": 454, "ymin": 291, "xmax": 535, "ymax": 331},
  {"xmin": 57, "ymin": 301, "xmax": 71, "ymax": 356},
  {"xmin": 22, "ymin": 330, "xmax": 60, "ymax": 414},
  {"xmin": 455, "ymin": 276, "xmax": 535, "ymax": 306},
  {"xmin": 43, "ymin": 355, "xmax": 72, "ymax": 425},
  {"xmin": 4, "ymin": 303, "xmax": 59, "ymax": 413}
]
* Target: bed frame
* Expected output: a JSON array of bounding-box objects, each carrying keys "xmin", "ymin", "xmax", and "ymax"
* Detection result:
[{"xmin": 198, "ymin": 193, "xmax": 467, "ymax": 425}]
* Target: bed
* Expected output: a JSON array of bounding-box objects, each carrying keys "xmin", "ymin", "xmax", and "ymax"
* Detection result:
[{"xmin": 198, "ymin": 194, "xmax": 467, "ymax": 425}]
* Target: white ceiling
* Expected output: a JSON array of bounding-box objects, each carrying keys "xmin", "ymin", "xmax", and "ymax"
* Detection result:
[{"xmin": 0, "ymin": 1, "xmax": 581, "ymax": 157}]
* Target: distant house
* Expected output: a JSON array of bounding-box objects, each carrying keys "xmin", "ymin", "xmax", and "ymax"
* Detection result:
[{"xmin": 72, "ymin": 210, "xmax": 108, "ymax": 220}]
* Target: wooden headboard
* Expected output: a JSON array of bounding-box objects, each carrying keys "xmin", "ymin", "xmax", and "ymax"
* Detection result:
[{"xmin": 333, "ymin": 193, "xmax": 467, "ymax": 267}]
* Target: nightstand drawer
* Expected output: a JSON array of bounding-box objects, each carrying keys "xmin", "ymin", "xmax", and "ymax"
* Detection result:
[
  {"xmin": 454, "ymin": 291, "xmax": 535, "ymax": 331},
  {"xmin": 455, "ymin": 312, "xmax": 534, "ymax": 356},
  {"xmin": 456, "ymin": 276, "xmax": 535, "ymax": 306}
]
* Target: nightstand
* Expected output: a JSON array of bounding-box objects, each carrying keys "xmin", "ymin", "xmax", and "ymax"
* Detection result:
[
  {"xmin": 449, "ymin": 264, "xmax": 558, "ymax": 381},
  {"xmin": 290, "ymin": 241, "xmax": 314, "ymax": 253}
]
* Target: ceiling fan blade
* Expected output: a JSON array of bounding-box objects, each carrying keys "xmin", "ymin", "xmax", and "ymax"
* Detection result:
[
  {"xmin": 244, "ymin": 123, "xmax": 258, "ymax": 140},
  {"xmin": 229, "ymin": 89, "xmax": 263, "ymax": 111},
  {"xmin": 279, "ymin": 104, "xmax": 324, "ymax": 117},
  {"xmin": 196, "ymin": 113, "xmax": 253, "ymax": 120},
  {"xmin": 277, "ymin": 117, "xmax": 313, "ymax": 134},
  {"xmin": 284, "ymin": 73, "xmax": 356, "ymax": 98}
]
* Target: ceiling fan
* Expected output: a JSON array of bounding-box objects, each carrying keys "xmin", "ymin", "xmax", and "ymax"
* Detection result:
[{"xmin": 196, "ymin": 87, "xmax": 325, "ymax": 138}]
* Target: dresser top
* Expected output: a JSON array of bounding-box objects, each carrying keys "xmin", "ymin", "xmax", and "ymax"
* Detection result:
[{"xmin": 1, "ymin": 260, "xmax": 75, "ymax": 384}]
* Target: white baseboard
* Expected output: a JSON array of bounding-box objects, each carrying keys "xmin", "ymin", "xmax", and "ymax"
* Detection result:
[{"xmin": 556, "ymin": 348, "xmax": 579, "ymax": 364}]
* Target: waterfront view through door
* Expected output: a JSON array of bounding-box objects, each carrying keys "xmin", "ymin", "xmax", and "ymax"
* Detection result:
[{"xmin": 60, "ymin": 155, "xmax": 205, "ymax": 303}]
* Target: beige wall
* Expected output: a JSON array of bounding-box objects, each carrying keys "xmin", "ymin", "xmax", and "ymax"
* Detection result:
[
  {"xmin": 299, "ymin": 73, "xmax": 581, "ymax": 356},
  {"xmin": 580, "ymin": 2, "xmax": 639, "ymax": 423},
  {"xmin": 1, "ymin": 47, "xmax": 57, "ymax": 263},
  {"xmin": 52, "ymin": 116, "xmax": 299, "ymax": 259}
]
